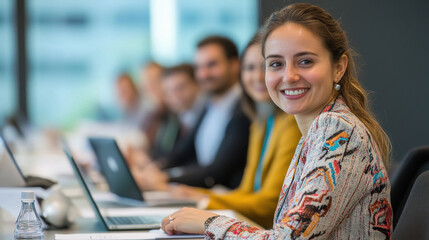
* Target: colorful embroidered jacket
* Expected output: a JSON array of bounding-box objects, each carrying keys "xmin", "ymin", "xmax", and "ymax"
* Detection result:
[
  {"xmin": 205, "ymin": 97, "xmax": 392, "ymax": 239},
  {"xmin": 205, "ymin": 113, "xmax": 301, "ymax": 229}
]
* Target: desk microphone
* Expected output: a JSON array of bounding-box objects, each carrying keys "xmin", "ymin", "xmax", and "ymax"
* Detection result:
[{"xmin": 41, "ymin": 186, "xmax": 77, "ymax": 228}]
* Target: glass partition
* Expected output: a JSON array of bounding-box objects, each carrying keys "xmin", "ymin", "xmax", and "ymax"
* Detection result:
[{"xmin": 27, "ymin": 0, "xmax": 257, "ymax": 129}]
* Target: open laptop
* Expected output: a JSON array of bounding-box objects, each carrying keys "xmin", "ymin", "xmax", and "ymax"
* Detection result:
[
  {"xmin": 64, "ymin": 148, "xmax": 167, "ymax": 230},
  {"xmin": 88, "ymin": 137, "xmax": 195, "ymax": 207},
  {"xmin": 0, "ymin": 135, "xmax": 55, "ymax": 188},
  {"xmin": 0, "ymin": 135, "xmax": 26, "ymax": 187}
]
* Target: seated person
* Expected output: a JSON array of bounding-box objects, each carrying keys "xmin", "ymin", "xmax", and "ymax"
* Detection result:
[
  {"xmin": 169, "ymin": 32, "xmax": 301, "ymax": 229},
  {"xmin": 153, "ymin": 63, "xmax": 206, "ymax": 164},
  {"xmin": 139, "ymin": 61, "xmax": 170, "ymax": 149},
  {"xmin": 137, "ymin": 62, "xmax": 181, "ymax": 159},
  {"xmin": 116, "ymin": 73, "xmax": 146, "ymax": 128}
]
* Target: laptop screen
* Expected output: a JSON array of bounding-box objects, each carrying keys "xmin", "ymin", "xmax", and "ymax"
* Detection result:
[
  {"xmin": 63, "ymin": 148, "xmax": 166, "ymax": 230},
  {"xmin": 63, "ymin": 148, "xmax": 112, "ymax": 227},
  {"xmin": 88, "ymin": 137, "xmax": 143, "ymax": 202},
  {"xmin": 0, "ymin": 135, "xmax": 26, "ymax": 187}
]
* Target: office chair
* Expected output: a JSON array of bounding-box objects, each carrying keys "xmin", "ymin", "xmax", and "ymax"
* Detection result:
[
  {"xmin": 390, "ymin": 146, "xmax": 429, "ymax": 229},
  {"xmin": 393, "ymin": 170, "xmax": 429, "ymax": 240}
]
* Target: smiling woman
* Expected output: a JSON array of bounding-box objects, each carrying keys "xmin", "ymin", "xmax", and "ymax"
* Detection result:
[
  {"xmin": 161, "ymin": 3, "xmax": 392, "ymax": 239},
  {"xmin": 264, "ymin": 22, "xmax": 348, "ymax": 137}
]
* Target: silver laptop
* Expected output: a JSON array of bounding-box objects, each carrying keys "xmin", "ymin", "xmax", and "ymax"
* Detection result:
[
  {"xmin": 88, "ymin": 137, "xmax": 195, "ymax": 207},
  {"xmin": 64, "ymin": 148, "xmax": 165, "ymax": 230},
  {"xmin": 0, "ymin": 135, "xmax": 26, "ymax": 187},
  {"xmin": 0, "ymin": 135, "xmax": 56, "ymax": 189}
]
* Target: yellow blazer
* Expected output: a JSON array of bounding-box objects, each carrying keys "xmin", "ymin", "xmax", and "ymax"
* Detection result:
[{"xmin": 204, "ymin": 113, "xmax": 301, "ymax": 229}]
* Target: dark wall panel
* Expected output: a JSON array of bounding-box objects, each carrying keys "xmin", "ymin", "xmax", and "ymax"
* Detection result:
[{"xmin": 259, "ymin": 0, "xmax": 429, "ymax": 164}]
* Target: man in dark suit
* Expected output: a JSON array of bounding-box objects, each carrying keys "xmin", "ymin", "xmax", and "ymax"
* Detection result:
[{"xmin": 162, "ymin": 36, "xmax": 251, "ymax": 189}]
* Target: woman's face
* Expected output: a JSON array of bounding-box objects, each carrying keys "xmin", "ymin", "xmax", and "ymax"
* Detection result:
[
  {"xmin": 241, "ymin": 44, "xmax": 271, "ymax": 102},
  {"xmin": 264, "ymin": 22, "xmax": 344, "ymax": 120}
]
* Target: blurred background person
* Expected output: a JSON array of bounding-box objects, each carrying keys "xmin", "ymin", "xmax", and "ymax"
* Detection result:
[
  {"xmin": 153, "ymin": 63, "xmax": 206, "ymax": 165},
  {"xmin": 162, "ymin": 64, "xmax": 206, "ymax": 137},
  {"xmin": 127, "ymin": 63, "xmax": 207, "ymax": 190},
  {"xmin": 138, "ymin": 61, "xmax": 170, "ymax": 149},
  {"xmin": 129, "ymin": 61, "xmax": 181, "ymax": 160},
  {"xmin": 115, "ymin": 73, "xmax": 146, "ymax": 128},
  {"xmin": 139, "ymin": 62, "xmax": 165, "ymax": 111},
  {"xmin": 131, "ymin": 36, "xmax": 251, "ymax": 190},
  {"xmin": 167, "ymin": 33, "xmax": 301, "ymax": 228}
]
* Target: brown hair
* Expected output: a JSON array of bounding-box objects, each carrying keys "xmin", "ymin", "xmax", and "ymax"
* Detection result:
[
  {"xmin": 197, "ymin": 35, "xmax": 239, "ymax": 60},
  {"xmin": 262, "ymin": 3, "xmax": 391, "ymax": 165},
  {"xmin": 162, "ymin": 63, "xmax": 196, "ymax": 83}
]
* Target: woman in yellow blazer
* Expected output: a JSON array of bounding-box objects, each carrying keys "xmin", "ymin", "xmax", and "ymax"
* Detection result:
[{"xmin": 171, "ymin": 32, "xmax": 301, "ymax": 229}]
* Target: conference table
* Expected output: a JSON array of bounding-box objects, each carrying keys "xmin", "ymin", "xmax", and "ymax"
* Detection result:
[
  {"xmin": 0, "ymin": 215, "xmax": 107, "ymax": 240},
  {"xmin": 0, "ymin": 204, "xmax": 259, "ymax": 240},
  {"xmin": 0, "ymin": 174, "xmax": 260, "ymax": 240},
  {"xmin": 0, "ymin": 134, "xmax": 261, "ymax": 239}
]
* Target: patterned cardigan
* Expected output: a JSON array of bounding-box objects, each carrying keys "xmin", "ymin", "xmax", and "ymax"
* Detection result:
[
  {"xmin": 204, "ymin": 113, "xmax": 301, "ymax": 229},
  {"xmin": 205, "ymin": 97, "xmax": 392, "ymax": 240}
]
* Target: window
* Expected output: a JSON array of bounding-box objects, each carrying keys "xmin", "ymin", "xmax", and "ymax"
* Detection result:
[
  {"xmin": 27, "ymin": 0, "xmax": 257, "ymax": 129},
  {"xmin": 27, "ymin": 0, "xmax": 151, "ymax": 128}
]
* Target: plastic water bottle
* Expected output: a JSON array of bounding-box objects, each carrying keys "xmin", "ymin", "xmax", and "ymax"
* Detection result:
[{"xmin": 14, "ymin": 191, "xmax": 44, "ymax": 240}]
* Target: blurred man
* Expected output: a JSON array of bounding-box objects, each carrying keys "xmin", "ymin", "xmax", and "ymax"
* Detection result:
[
  {"xmin": 133, "ymin": 36, "xmax": 251, "ymax": 190},
  {"xmin": 145, "ymin": 64, "xmax": 207, "ymax": 167},
  {"xmin": 161, "ymin": 64, "xmax": 205, "ymax": 134}
]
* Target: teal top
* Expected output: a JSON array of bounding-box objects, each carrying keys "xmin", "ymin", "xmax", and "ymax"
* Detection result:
[{"xmin": 254, "ymin": 114, "xmax": 275, "ymax": 191}]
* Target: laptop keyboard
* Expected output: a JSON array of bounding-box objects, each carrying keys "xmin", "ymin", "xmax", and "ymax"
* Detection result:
[{"xmin": 105, "ymin": 216, "xmax": 160, "ymax": 225}]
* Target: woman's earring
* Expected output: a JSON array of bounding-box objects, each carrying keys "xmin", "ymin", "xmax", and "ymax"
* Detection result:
[{"xmin": 334, "ymin": 83, "xmax": 341, "ymax": 91}]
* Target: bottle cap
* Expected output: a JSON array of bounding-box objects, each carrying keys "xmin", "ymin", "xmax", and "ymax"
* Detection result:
[{"xmin": 21, "ymin": 191, "xmax": 35, "ymax": 201}]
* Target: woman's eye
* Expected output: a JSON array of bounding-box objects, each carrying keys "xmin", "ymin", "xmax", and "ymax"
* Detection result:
[
  {"xmin": 268, "ymin": 61, "xmax": 282, "ymax": 68},
  {"xmin": 299, "ymin": 59, "xmax": 313, "ymax": 66}
]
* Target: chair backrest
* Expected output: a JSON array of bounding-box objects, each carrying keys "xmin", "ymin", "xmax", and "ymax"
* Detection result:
[
  {"xmin": 390, "ymin": 146, "xmax": 429, "ymax": 228},
  {"xmin": 393, "ymin": 170, "xmax": 429, "ymax": 240}
]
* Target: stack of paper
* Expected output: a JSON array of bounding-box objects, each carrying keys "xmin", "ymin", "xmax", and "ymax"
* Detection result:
[{"xmin": 55, "ymin": 229, "xmax": 204, "ymax": 240}]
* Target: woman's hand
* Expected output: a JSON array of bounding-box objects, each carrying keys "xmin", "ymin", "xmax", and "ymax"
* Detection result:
[{"xmin": 161, "ymin": 207, "xmax": 218, "ymax": 235}]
